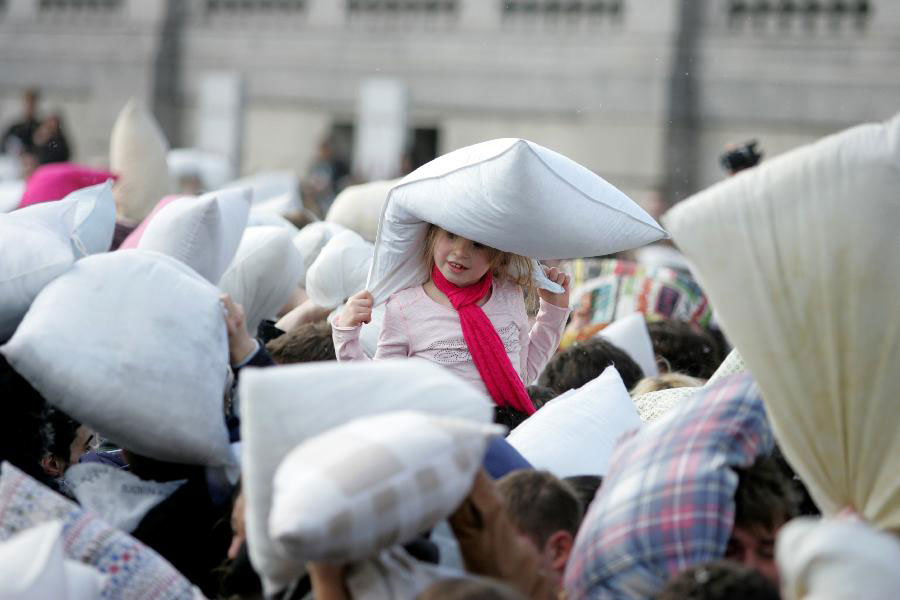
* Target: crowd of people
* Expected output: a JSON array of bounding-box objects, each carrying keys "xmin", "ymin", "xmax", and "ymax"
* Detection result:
[{"xmin": 0, "ymin": 96, "xmax": 898, "ymax": 600}]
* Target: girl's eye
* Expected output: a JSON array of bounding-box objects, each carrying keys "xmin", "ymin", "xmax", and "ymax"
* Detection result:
[{"xmin": 445, "ymin": 232, "xmax": 456, "ymax": 240}]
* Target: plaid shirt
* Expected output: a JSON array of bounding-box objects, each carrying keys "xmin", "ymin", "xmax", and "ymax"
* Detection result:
[{"xmin": 563, "ymin": 373, "xmax": 772, "ymax": 599}]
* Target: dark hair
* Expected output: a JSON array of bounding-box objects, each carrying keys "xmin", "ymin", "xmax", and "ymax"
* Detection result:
[
  {"xmin": 492, "ymin": 405, "xmax": 531, "ymax": 431},
  {"xmin": 538, "ymin": 338, "xmax": 644, "ymax": 393},
  {"xmin": 733, "ymin": 454, "xmax": 800, "ymax": 531},
  {"xmin": 497, "ymin": 470, "xmax": 583, "ymax": 549},
  {"xmin": 265, "ymin": 321, "xmax": 336, "ymax": 364},
  {"xmin": 647, "ymin": 320, "xmax": 725, "ymax": 380},
  {"xmin": 122, "ymin": 450, "xmax": 206, "ymax": 483},
  {"xmin": 0, "ymin": 355, "xmax": 54, "ymax": 487},
  {"xmin": 563, "ymin": 475, "xmax": 603, "ymax": 516},
  {"xmin": 656, "ymin": 560, "xmax": 780, "ymax": 600},
  {"xmin": 526, "ymin": 385, "xmax": 558, "ymax": 410},
  {"xmin": 42, "ymin": 407, "xmax": 81, "ymax": 462},
  {"xmin": 417, "ymin": 577, "xmax": 526, "ymax": 600}
]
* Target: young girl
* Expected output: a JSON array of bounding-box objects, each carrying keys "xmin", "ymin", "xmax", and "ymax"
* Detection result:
[{"xmin": 333, "ymin": 224, "xmax": 570, "ymax": 415}]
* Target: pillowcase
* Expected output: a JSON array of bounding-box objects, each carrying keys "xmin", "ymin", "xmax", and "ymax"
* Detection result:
[
  {"xmin": 137, "ymin": 187, "xmax": 251, "ymax": 283},
  {"xmin": 0, "ymin": 180, "xmax": 24, "ymax": 213},
  {"xmin": 166, "ymin": 148, "xmax": 233, "ymax": 192},
  {"xmin": 0, "ymin": 215, "xmax": 74, "ymax": 341},
  {"xmin": 367, "ymin": 139, "xmax": 666, "ymax": 305},
  {"xmin": 292, "ymin": 221, "xmax": 348, "ymax": 287},
  {"xmin": 506, "ymin": 366, "xmax": 642, "ymax": 477},
  {"xmin": 0, "ymin": 462, "xmax": 200, "ymax": 600},
  {"xmin": 1, "ymin": 250, "xmax": 233, "ymax": 466},
  {"xmin": 305, "ymin": 230, "xmax": 374, "ymax": 309},
  {"xmin": 238, "ymin": 359, "xmax": 493, "ymax": 595},
  {"xmin": 117, "ymin": 195, "xmax": 182, "ymax": 250},
  {"xmin": 664, "ymin": 113, "xmax": 900, "ymax": 532},
  {"xmin": 109, "ymin": 99, "xmax": 172, "ymax": 224},
  {"xmin": 18, "ymin": 162, "xmax": 116, "ymax": 209},
  {"xmin": 0, "ymin": 520, "xmax": 105, "ymax": 600},
  {"xmin": 325, "ymin": 178, "xmax": 398, "ymax": 242},
  {"xmin": 563, "ymin": 373, "xmax": 772, "ymax": 599},
  {"xmin": 218, "ymin": 226, "xmax": 305, "ymax": 334},
  {"xmin": 269, "ymin": 411, "xmax": 501, "ymax": 564},
  {"xmin": 246, "ymin": 211, "xmax": 298, "ymax": 231},
  {"xmin": 19, "ymin": 180, "xmax": 116, "ymax": 257},
  {"xmin": 597, "ymin": 312, "xmax": 659, "ymax": 377}
]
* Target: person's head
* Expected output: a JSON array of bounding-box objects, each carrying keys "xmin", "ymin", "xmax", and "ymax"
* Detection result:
[
  {"xmin": 526, "ymin": 385, "xmax": 558, "ymax": 410},
  {"xmin": 497, "ymin": 470, "xmax": 583, "ymax": 581},
  {"xmin": 492, "ymin": 405, "xmax": 532, "ymax": 430},
  {"xmin": 657, "ymin": 560, "xmax": 780, "ymax": 600},
  {"xmin": 630, "ymin": 372, "xmax": 705, "ymax": 397},
  {"xmin": 538, "ymin": 338, "xmax": 644, "ymax": 394},
  {"xmin": 40, "ymin": 407, "xmax": 96, "ymax": 478},
  {"xmin": 562, "ymin": 475, "xmax": 603, "ymax": 515},
  {"xmin": 417, "ymin": 577, "xmax": 525, "ymax": 600},
  {"xmin": 726, "ymin": 454, "xmax": 800, "ymax": 585},
  {"xmin": 423, "ymin": 225, "xmax": 534, "ymax": 296},
  {"xmin": 0, "ymin": 355, "xmax": 53, "ymax": 487},
  {"xmin": 647, "ymin": 320, "xmax": 725, "ymax": 379},
  {"xmin": 23, "ymin": 88, "xmax": 39, "ymax": 118},
  {"xmin": 265, "ymin": 321, "xmax": 336, "ymax": 364}
]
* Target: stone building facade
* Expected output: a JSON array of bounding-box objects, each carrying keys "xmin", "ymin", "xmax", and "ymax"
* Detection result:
[{"xmin": 1, "ymin": 0, "xmax": 898, "ymax": 204}]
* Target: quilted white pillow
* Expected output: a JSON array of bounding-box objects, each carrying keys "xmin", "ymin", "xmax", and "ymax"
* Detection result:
[
  {"xmin": 367, "ymin": 138, "xmax": 666, "ymax": 304},
  {"xmin": 326, "ymin": 179, "xmax": 398, "ymax": 242},
  {"xmin": 507, "ymin": 366, "xmax": 642, "ymax": 477},
  {"xmin": 305, "ymin": 230, "xmax": 374, "ymax": 309},
  {"xmin": 665, "ymin": 113, "xmax": 900, "ymax": 530},
  {"xmin": 1, "ymin": 250, "xmax": 233, "ymax": 466},
  {"xmin": 239, "ymin": 359, "xmax": 493, "ymax": 595},
  {"xmin": 109, "ymin": 99, "xmax": 172, "ymax": 224},
  {"xmin": 218, "ymin": 226, "xmax": 305, "ymax": 334},
  {"xmin": 138, "ymin": 187, "xmax": 251, "ymax": 283},
  {"xmin": 270, "ymin": 411, "xmax": 501, "ymax": 564}
]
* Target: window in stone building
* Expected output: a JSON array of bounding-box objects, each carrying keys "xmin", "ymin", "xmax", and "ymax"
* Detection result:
[
  {"xmin": 725, "ymin": 0, "xmax": 871, "ymax": 32},
  {"xmin": 501, "ymin": 0, "xmax": 625, "ymax": 28},
  {"xmin": 346, "ymin": 0, "xmax": 459, "ymax": 29},
  {"xmin": 205, "ymin": 0, "xmax": 307, "ymax": 12},
  {"xmin": 38, "ymin": 0, "xmax": 122, "ymax": 10}
]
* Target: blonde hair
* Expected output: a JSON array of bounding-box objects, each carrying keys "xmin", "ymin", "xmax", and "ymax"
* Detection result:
[
  {"xmin": 630, "ymin": 372, "xmax": 706, "ymax": 397},
  {"xmin": 423, "ymin": 224, "xmax": 537, "ymax": 305}
]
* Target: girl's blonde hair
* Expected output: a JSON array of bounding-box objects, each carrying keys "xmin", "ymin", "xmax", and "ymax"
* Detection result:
[{"xmin": 423, "ymin": 224, "xmax": 538, "ymax": 306}]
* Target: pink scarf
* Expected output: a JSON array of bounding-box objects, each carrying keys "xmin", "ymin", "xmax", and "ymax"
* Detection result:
[{"xmin": 431, "ymin": 264, "xmax": 535, "ymax": 415}]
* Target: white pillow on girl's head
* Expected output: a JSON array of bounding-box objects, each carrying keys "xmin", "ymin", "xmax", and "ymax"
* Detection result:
[
  {"xmin": 306, "ymin": 230, "xmax": 374, "ymax": 309},
  {"xmin": 367, "ymin": 138, "xmax": 667, "ymax": 305},
  {"xmin": 1, "ymin": 250, "xmax": 233, "ymax": 467},
  {"xmin": 664, "ymin": 112, "xmax": 900, "ymax": 532},
  {"xmin": 597, "ymin": 312, "xmax": 659, "ymax": 378},
  {"xmin": 326, "ymin": 178, "xmax": 398, "ymax": 242},
  {"xmin": 109, "ymin": 98, "xmax": 172, "ymax": 224},
  {"xmin": 507, "ymin": 366, "xmax": 642, "ymax": 477},
  {"xmin": 137, "ymin": 187, "xmax": 251, "ymax": 283},
  {"xmin": 218, "ymin": 226, "xmax": 305, "ymax": 335},
  {"xmin": 269, "ymin": 411, "xmax": 502, "ymax": 564},
  {"xmin": 239, "ymin": 359, "xmax": 493, "ymax": 595}
]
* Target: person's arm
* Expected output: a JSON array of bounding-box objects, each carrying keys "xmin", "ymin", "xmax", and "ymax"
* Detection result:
[
  {"xmin": 275, "ymin": 298, "xmax": 333, "ymax": 332},
  {"xmin": 307, "ymin": 563, "xmax": 348, "ymax": 600},
  {"xmin": 523, "ymin": 268, "xmax": 571, "ymax": 384},
  {"xmin": 333, "ymin": 292, "xmax": 410, "ymax": 361}
]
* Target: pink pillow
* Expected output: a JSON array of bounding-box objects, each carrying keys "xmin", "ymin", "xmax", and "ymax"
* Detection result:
[
  {"xmin": 18, "ymin": 163, "xmax": 116, "ymax": 209},
  {"xmin": 117, "ymin": 194, "xmax": 183, "ymax": 249}
]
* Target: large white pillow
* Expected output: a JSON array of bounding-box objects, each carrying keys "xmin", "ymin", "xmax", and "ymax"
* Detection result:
[
  {"xmin": 306, "ymin": 230, "xmax": 374, "ymax": 309},
  {"xmin": 239, "ymin": 359, "xmax": 493, "ymax": 595},
  {"xmin": 109, "ymin": 99, "xmax": 172, "ymax": 224},
  {"xmin": 326, "ymin": 179, "xmax": 398, "ymax": 242},
  {"xmin": 597, "ymin": 312, "xmax": 659, "ymax": 378},
  {"xmin": 270, "ymin": 411, "xmax": 501, "ymax": 564},
  {"xmin": 1, "ymin": 250, "xmax": 233, "ymax": 467},
  {"xmin": 138, "ymin": 187, "xmax": 251, "ymax": 283},
  {"xmin": 218, "ymin": 226, "xmax": 305, "ymax": 334},
  {"xmin": 665, "ymin": 113, "xmax": 900, "ymax": 531},
  {"xmin": 291, "ymin": 221, "xmax": 348, "ymax": 287},
  {"xmin": 0, "ymin": 180, "xmax": 24, "ymax": 213},
  {"xmin": 367, "ymin": 138, "xmax": 666, "ymax": 304},
  {"xmin": 0, "ymin": 217, "xmax": 74, "ymax": 341},
  {"xmin": 17, "ymin": 180, "xmax": 116, "ymax": 258},
  {"xmin": 507, "ymin": 366, "xmax": 642, "ymax": 477}
]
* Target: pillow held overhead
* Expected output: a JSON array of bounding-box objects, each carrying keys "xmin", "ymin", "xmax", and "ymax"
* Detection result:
[
  {"xmin": 109, "ymin": 99, "xmax": 172, "ymax": 224},
  {"xmin": 326, "ymin": 178, "xmax": 398, "ymax": 242},
  {"xmin": 239, "ymin": 359, "xmax": 493, "ymax": 595},
  {"xmin": 292, "ymin": 221, "xmax": 348, "ymax": 288},
  {"xmin": 1, "ymin": 250, "xmax": 233, "ymax": 467},
  {"xmin": 367, "ymin": 138, "xmax": 666, "ymax": 304},
  {"xmin": 305, "ymin": 229, "xmax": 374, "ymax": 309},
  {"xmin": 664, "ymin": 113, "xmax": 900, "ymax": 532},
  {"xmin": 137, "ymin": 187, "xmax": 251, "ymax": 283}
]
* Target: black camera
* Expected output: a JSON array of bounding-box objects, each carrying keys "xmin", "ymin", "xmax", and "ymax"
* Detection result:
[{"xmin": 720, "ymin": 140, "xmax": 763, "ymax": 175}]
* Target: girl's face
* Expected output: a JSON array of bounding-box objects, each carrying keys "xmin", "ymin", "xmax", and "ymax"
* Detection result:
[{"xmin": 432, "ymin": 228, "xmax": 492, "ymax": 287}]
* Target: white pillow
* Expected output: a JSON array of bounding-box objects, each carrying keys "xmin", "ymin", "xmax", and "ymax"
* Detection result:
[
  {"xmin": 270, "ymin": 411, "xmax": 501, "ymax": 564},
  {"xmin": 0, "ymin": 180, "xmax": 24, "ymax": 213},
  {"xmin": 597, "ymin": 312, "xmax": 659, "ymax": 377},
  {"xmin": 238, "ymin": 359, "xmax": 493, "ymax": 595},
  {"xmin": 367, "ymin": 138, "xmax": 667, "ymax": 305},
  {"xmin": 138, "ymin": 187, "xmax": 251, "ymax": 283},
  {"xmin": 109, "ymin": 99, "xmax": 172, "ymax": 224},
  {"xmin": 507, "ymin": 366, "xmax": 642, "ymax": 477},
  {"xmin": 246, "ymin": 211, "xmax": 298, "ymax": 232},
  {"xmin": 306, "ymin": 230, "xmax": 374, "ymax": 309},
  {"xmin": 218, "ymin": 226, "xmax": 305, "ymax": 334},
  {"xmin": 167, "ymin": 148, "xmax": 233, "ymax": 192},
  {"xmin": 250, "ymin": 192, "xmax": 300, "ymax": 217},
  {"xmin": 292, "ymin": 221, "xmax": 348, "ymax": 287},
  {"xmin": 224, "ymin": 171, "xmax": 299, "ymax": 206},
  {"xmin": 1, "ymin": 250, "xmax": 233, "ymax": 466},
  {"xmin": 0, "ymin": 217, "xmax": 74, "ymax": 341},
  {"xmin": 326, "ymin": 179, "xmax": 398, "ymax": 242},
  {"xmin": 17, "ymin": 180, "xmax": 116, "ymax": 258},
  {"xmin": 665, "ymin": 113, "xmax": 900, "ymax": 530}
]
